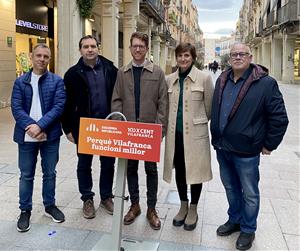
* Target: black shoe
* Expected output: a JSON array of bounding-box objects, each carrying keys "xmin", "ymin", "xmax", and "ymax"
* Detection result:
[
  {"xmin": 45, "ymin": 205, "xmax": 65, "ymax": 223},
  {"xmin": 236, "ymin": 232, "xmax": 255, "ymax": 250},
  {"xmin": 17, "ymin": 210, "xmax": 31, "ymax": 232},
  {"xmin": 216, "ymin": 221, "xmax": 240, "ymax": 236}
]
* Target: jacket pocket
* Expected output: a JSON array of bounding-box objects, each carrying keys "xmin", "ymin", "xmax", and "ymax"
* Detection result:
[
  {"xmin": 144, "ymin": 77, "xmax": 159, "ymax": 81},
  {"xmin": 191, "ymin": 86, "xmax": 204, "ymax": 100},
  {"xmin": 192, "ymin": 117, "xmax": 209, "ymax": 139},
  {"xmin": 167, "ymin": 88, "xmax": 173, "ymax": 103}
]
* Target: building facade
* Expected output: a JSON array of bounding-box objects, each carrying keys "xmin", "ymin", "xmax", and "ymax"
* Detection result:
[
  {"xmin": 238, "ymin": 0, "xmax": 300, "ymax": 84},
  {"xmin": 216, "ymin": 34, "xmax": 236, "ymax": 57},
  {"xmin": 204, "ymin": 38, "xmax": 216, "ymax": 66}
]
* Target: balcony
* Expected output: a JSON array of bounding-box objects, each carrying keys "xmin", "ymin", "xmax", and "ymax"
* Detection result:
[
  {"xmin": 140, "ymin": 0, "xmax": 165, "ymax": 24},
  {"xmin": 159, "ymin": 23, "xmax": 172, "ymax": 42},
  {"xmin": 277, "ymin": 0, "xmax": 298, "ymax": 25},
  {"xmin": 258, "ymin": 18, "xmax": 263, "ymax": 34},
  {"xmin": 168, "ymin": 12, "xmax": 177, "ymax": 25},
  {"xmin": 266, "ymin": 11, "xmax": 274, "ymax": 28},
  {"xmin": 168, "ymin": 37, "xmax": 177, "ymax": 48},
  {"xmin": 245, "ymin": 30, "xmax": 254, "ymax": 43},
  {"xmin": 195, "ymin": 42, "xmax": 202, "ymax": 50}
]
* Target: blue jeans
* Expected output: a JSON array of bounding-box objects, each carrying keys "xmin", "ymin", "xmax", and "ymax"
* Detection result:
[
  {"xmin": 18, "ymin": 139, "xmax": 60, "ymax": 211},
  {"xmin": 216, "ymin": 149, "xmax": 260, "ymax": 233},
  {"xmin": 77, "ymin": 153, "xmax": 115, "ymax": 202}
]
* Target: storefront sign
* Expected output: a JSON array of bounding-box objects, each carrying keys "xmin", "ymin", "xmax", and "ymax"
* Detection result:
[
  {"xmin": 78, "ymin": 118, "xmax": 162, "ymax": 162},
  {"xmin": 16, "ymin": 19, "xmax": 48, "ymax": 32},
  {"xmin": 16, "ymin": 0, "xmax": 52, "ymax": 37}
]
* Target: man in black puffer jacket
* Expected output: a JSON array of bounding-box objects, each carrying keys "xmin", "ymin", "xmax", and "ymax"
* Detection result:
[
  {"xmin": 61, "ymin": 35, "xmax": 118, "ymax": 220},
  {"xmin": 210, "ymin": 43, "xmax": 288, "ymax": 250}
]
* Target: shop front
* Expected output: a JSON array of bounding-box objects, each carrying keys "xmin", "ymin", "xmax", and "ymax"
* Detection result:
[
  {"xmin": 295, "ymin": 38, "xmax": 300, "ymax": 80},
  {"xmin": 15, "ymin": 0, "xmax": 54, "ymax": 75}
]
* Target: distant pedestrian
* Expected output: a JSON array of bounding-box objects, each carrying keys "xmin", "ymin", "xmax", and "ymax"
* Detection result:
[
  {"xmin": 111, "ymin": 32, "xmax": 168, "ymax": 230},
  {"xmin": 163, "ymin": 43, "xmax": 214, "ymax": 231},
  {"xmin": 61, "ymin": 35, "xmax": 118, "ymax": 219},
  {"xmin": 212, "ymin": 60, "xmax": 218, "ymax": 74},
  {"xmin": 210, "ymin": 42, "xmax": 288, "ymax": 250},
  {"xmin": 11, "ymin": 44, "xmax": 66, "ymax": 232},
  {"xmin": 208, "ymin": 63, "xmax": 212, "ymax": 71}
]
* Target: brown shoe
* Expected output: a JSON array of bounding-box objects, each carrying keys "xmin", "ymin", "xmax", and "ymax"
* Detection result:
[
  {"xmin": 123, "ymin": 203, "xmax": 141, "ymax": 225},
  {"xmin": 100, "ymin": 198, "xmax": 114, "ymax": 215},
  {"xmin": 147, "ymin": 208, "xmax": 161, "ymax": 230},
  {"xmin": 83, "ymin": 199, "xmax": 95, "ymax": 219}
]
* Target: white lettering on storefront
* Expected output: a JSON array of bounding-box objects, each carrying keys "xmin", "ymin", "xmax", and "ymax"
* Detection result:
[{"xmin": 16, "ymin": 19, "xmax": 48, "ymax": 32}]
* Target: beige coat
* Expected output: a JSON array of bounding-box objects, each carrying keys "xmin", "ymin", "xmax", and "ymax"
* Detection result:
[
  {"xmin": 111, "ymin": 60, "xmax": 168, "ymax": 136},
  {"xmin": 163, "ymin": 66, "xmax": 214, "ymax": 184}
]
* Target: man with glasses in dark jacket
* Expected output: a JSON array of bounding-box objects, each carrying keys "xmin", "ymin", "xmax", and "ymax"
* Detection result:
[
  {"xmin": 210, "ymin": 43, "xmax": 288, "ymax": 250},
  {"xmin": 11, "ymin": 44, "xmax": 66, "ymax": 232},
  {"xmin": 61, "ymin": 35, "xmax": 118, "ymax": 219}
]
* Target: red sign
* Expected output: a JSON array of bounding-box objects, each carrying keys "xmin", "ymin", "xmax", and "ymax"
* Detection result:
[{"xmin": 78, "ymin": 118, "xmax": 162, "ymax": 162}]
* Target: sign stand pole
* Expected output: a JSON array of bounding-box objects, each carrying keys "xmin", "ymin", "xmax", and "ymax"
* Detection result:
[
  {"xmin": 91, "ymin": 157, "xmax": 159, "ymax": 251},
  {"xmin": 110, "ymin": 158, "xmax": 127, "ymax": 250},
  {"xmin": 92, "ymin": 158, "xmax": 127, "ymax": 251}
]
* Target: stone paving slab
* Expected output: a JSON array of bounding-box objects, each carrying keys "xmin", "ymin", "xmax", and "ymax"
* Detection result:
[
  {"xmin": 284, "ymin": 234, "xmax": 300, "ymax": 251},
  {"xmin": 0, "ymin": 220, "xmax": 102, "ymax": 250},
  {"xmin": 271, "ymin": 199, "xmax": 300, "ymax": 235},
  {"xmin": 0, "ymin": 172, "xmax": 15, "ymax": 185}
]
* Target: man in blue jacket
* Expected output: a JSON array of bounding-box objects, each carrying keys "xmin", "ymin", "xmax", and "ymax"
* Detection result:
[
  {"xmin": 210, "ymin": 43, "xmax": 288, "ymax": 250},
  {"xmin": 11, "ymin": 44, "xmax": 66, "ymax": 232}
]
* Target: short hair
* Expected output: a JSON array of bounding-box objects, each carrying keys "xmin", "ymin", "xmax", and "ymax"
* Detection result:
[
  {"xmin": 130, "ymin": 32, "xmax": 149, "ymax": 48},
  {"xmin": 79, "ymin": 35, "xmax": 99, "ymax": 49},
  {"xmin": 230, "ymin": 42, "xmax": 252, "ymax": 55},
  {"xmin": 32, "ymin": 43, "xmax": 51, "ymax": 56},
  {"xmin": 175, "ymin": 43, "xmax": 197, "ymax": 61}
]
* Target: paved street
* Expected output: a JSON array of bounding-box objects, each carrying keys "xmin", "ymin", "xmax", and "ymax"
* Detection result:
[{"xmin": 0, "ymin": 71, "xmax": 299, "ymax": 250}]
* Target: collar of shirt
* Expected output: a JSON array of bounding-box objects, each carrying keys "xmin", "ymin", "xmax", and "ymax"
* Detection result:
[
  {"xmin": 83, "ymin": 57, "xmax": 101, "ymax": 70},
  {"xmin": 132, "ymin": 59, "xmax": 147, "ymax": 67},
  {"xmin": 229, "ymin": 66, "xmax": 253, "ymax": 83}
]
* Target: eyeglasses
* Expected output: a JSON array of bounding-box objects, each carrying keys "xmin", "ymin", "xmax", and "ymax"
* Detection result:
[
  {"xmin": 230, "ymin": 52, "xmax": 250, "ymax": 59},
  {"xmin": 131, "ymin": 45, "xmax": 146, "ymax": 50}
]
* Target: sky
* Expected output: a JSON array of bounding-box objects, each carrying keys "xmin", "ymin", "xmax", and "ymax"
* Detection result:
[{"xmin": 193, "ymin": 0, "xmax": 243, "ymax": 38}]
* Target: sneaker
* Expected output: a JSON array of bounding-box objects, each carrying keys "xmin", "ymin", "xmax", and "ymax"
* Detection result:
[
  {"xmin": 45, "ymin": 205, "xmax": 65, "ymax": 223},
  {"xmin": 17, "ymin": 210, "xmax": 31, "ymax": 232},
  {"xmin": 83, "ymin": 199, "xmax": 96, "ymax": 219},
  {"xmin": 100, "ymin": 197, "xmax": 114, "ymax": 215}
]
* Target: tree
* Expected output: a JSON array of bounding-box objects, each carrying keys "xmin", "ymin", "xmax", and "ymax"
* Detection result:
[{"xmin": 220, "ymin": 54, "xmax": 230, "ymax": 71}]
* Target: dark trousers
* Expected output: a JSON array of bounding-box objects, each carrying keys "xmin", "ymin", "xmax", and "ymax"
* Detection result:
[
  {"xmin": 77, "ymin": 152, "xmax": 115, "ymax": 202},
  {"xmin": 127, "ymin": 159, "xmax": 158, "ymax": 208},
  {"xmin": 174, "ymin": 131, "xmax": 202, "ymax": 204}
]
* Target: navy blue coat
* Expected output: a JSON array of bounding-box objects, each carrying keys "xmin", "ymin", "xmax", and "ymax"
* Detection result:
[
  {"xmin": 210, "ymin": 64, "xmax": 289, "ymax": 156},
  {"xmin": 61, "ymin": 55, "xmax": 118, "ymax": 143},
  {"xmin": 11, "ymin": 70, "xmax": 66, "ymax": 144}
]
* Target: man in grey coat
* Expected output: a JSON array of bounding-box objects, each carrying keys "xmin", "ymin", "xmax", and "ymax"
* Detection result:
[{"xmin": 111, "ymin": 32, "xmax": 168, "ymax": 230}]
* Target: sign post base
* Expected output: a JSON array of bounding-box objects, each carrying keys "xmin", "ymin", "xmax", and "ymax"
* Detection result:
[{"xmin": 92, "ymin": 234, "xmax": 159, "ymax": 251}]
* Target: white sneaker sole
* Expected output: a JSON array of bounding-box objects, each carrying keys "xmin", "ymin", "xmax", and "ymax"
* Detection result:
[
  {"xmin": 44, "ymin": 212, "xmax": 65, "ymax": 223},
  {"xmin": 17, "ymin": 223, "xmax": 31, "ymax": 232}
]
